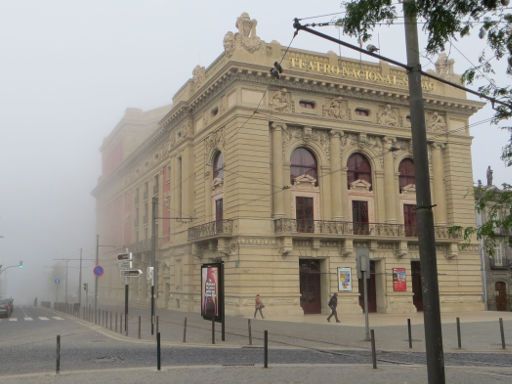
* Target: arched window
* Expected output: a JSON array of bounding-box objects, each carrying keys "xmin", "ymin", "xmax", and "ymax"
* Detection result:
[
  {"xmin": 347, "ymin": 153, "xmax": 372, "ymax": 188},
  {"xmin": 213, "ymin": 151, "xmax": 224, "ymax": 180},
  {"xmin": 399, "ymin": 158, "xmax": 415, "ymax": 191},
  {"xmin": 290, "ymin": 147, "xmax": 318, "ymax": 184}
]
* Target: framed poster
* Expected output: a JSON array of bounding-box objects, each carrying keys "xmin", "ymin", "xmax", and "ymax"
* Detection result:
[
  {"xmin": 201, "ymin": 263, "xmax": 224, "ymax": 321},
  {"xmin": 337, "ymin": 267, "xmax": 352, "ymax": 292},
  {"xmin": 392, "ymin": 267, "xmax": 407, "ymax": 292}
]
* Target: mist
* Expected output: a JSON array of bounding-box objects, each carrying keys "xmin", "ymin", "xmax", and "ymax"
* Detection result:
[{"xmin": 0, "ymin": 1, "xmax": 510, "ymax": 305}]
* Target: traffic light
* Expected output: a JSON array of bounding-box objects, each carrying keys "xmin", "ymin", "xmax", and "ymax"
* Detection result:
[{"xmin": 83, "ymin": 283, "xmax": 88, "ymax": 291}]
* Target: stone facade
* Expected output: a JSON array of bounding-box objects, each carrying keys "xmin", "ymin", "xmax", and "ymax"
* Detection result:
[
  {"xmin": 93, "ymin": 13, "xmax": 485, "ymax": 317},
  {"xmin": 475, "ymin": 182, "xmax": 512, "ymax": 311}
]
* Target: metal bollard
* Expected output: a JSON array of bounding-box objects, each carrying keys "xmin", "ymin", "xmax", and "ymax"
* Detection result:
[
  {"xmin": 56, "ymin": 335, "xmax": 61, "ymax": 374},
  {"xmin": 120, "ymin": 314, "xmax": 123, "ymax": 334},
  {"xmin": 157, "ymin": 332, "xmax": 161, "ymax": 371},
  {"xmin": 110, "ymin": 311, "xmax": 113, "ymax": 330},
  {"xmin": 115, "ymin": 313, "xmax": 118, "ymax": 332},
  {"xmin": 138, "ymin": 316, "xmax": 142, "ymax": 339},
  {"xmin": 248, "ymin": 319, "xmax": 253, "ymax": 346},
  {"xmin": 125, "ymin": 314, "xmax": 128, "ymax": 336},
  {"xmin": 370, "ymin": 329, "xmax": 377, "ymax": 369},
  {"xmin": 456, "ymin": 317, "xmax": 462, "ymax": 349},
  {"xmin": 211, "ymin": 317, "xmax": 215, "ymax": 344},
  {"xmin": 499, "ymin": 318, "xmax": 506, "ymax": 349},
  {"xmin": 183, "ymin": 317, "xmax": 187, "ymax": 343},
  {"xmin": 407, "ymin": 318, "xmax": 412, "ymax": 349},
  {"xmin": 264, "ymin": 330, "xmax": 268, "ymax": 368}
]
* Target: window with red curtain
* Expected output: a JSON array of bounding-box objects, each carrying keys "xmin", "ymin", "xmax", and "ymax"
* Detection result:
[
  {"xmin": 399, "ymin": 158, "xmax": 415, "ymax": 191},
  {"xmin": 347, "ymin": 153, "xmax": 372, "ymax": 188},
  {"xmin": 290, "ymin": 147, "xmax": 318, "ymax": 184}
]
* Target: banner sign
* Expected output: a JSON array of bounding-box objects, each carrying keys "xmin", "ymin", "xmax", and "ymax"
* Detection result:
[
  {"xmin": 337, "ymin": 267, "xmax": 352, "ymax": 292},
  {"xmin": 201, "ymin": 263, "xmax": 224, "ymax": 321},
  {"xmin": 392, "ymin": 267, "xmax": 407, "ymax": 292}
]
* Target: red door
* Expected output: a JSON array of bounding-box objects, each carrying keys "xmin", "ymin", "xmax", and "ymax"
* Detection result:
[
  {"xmin": 299, "ymin": 259, "xmax": 321, "ymax": 314},
  {"xmin": 403, "ymin": 204, "xmax": 417, "ymax": 236},
  {"xmin": 296, "ymin": 197, "xmax": 314, "ymax": 233},
  {"xmin": 358, "ymin": 261, "xmax": 377, "ymax": 312},
  {"xmin": 352, "ymin": 200, "xmax": 369, "ymax": 235}
]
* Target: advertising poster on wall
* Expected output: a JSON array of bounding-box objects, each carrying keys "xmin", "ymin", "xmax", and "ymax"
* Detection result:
[
  {"xmin": 392, "ymin": 267, "xmax": 407, "ymax": 292},
  {"xmin": 201, "ymin": 263, "xmax": 223, "ymax": 321},
  {"xmin": 337, "ymin": 267, "xmax": 352, "ymax": 292}
]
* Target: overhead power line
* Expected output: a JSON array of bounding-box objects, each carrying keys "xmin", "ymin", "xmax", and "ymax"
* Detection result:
[{"xmin": 292, "ymin": 19, "xmax": 512, "ymax": 111}]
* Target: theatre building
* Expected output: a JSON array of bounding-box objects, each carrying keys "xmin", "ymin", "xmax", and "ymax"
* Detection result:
[{"xmin": 93, "ymin": 13, "xmax": 485, "ymax": 316}]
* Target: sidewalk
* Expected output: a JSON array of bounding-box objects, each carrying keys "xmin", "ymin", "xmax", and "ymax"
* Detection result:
[{"xmin": 69, "ymin": 304, "xmax": 512, "ymax": 353}]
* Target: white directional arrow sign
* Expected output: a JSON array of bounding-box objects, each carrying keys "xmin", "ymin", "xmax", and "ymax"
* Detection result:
[{"xmin": 122, "ymin": 269, "xmax": 143, "ymax": 278}]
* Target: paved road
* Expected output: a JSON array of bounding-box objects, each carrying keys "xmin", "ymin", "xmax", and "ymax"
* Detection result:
[{"xmin": 1, "ymin": 306, "xmax": 511, "ymax": 380}]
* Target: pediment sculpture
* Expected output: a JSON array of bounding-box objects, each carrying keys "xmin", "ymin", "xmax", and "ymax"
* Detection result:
[
  {"xmin": 350, "ymin": 179, "xmax": 372, "ymax": 191},
  {"xmin": 401, "ymin": 184, "xmax": 416, "ymax": 194},
  {"xmin": 293, "ymin": 174, "xmax": 317, "ymax": 187}
]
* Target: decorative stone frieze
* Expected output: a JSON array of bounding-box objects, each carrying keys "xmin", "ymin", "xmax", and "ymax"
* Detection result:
[
  {"xmin": 322, "ymin": 97, "xmax": 350, "ymax": 120},
  {"xmin": 270, "ymin": 88, "xmax": 293, "ymax": 112},
  {"xmin": 377, "ymin": 104, "xmax": 401, "ymax": 127},
  {"xmin": 428, "ymin": 111, "xmax": 447, "ymax": 133}
]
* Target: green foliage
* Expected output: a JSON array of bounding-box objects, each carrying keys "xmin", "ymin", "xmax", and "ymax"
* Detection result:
[{"xmin": 339, "ymin": 0, "xmax": 512, "ymax": 166}]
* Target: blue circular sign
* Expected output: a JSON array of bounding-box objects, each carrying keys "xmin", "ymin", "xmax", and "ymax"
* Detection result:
[{"xmin": 93, "ymin": 265, "xmax": 104, "ymax": 277}]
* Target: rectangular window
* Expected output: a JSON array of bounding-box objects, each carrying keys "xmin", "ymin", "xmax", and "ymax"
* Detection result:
[
  {"xmin": 215, "ymin": 198, "xmax": 223, "ymax": 233},
  {"xmin": 494, "ymin": 243, "xmax": 504, "ymax": 267},
  {"xmin": 403, "ymin": 204, "xmax": 417, "ymax": 237},
  {"xmin": 352, "ymin": 200, "xmax": 369, "ymax": 235},
  {"xmin": 153, "ymin": 174, "xmax": 159, "ymax": 197},
  {"xmin": 296, "ymin": 197, "xmax": 314, "ymax": 233}
]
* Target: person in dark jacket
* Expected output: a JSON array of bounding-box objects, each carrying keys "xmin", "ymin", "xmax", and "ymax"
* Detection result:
[{"xmin": 327, "ymin": 292, "xmax": 340, "ymax": 323}]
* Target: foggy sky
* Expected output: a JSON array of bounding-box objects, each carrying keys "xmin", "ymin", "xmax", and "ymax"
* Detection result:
[{"xmin": 0, "ymin": 1, "xmax": 510, "ymax": 304}]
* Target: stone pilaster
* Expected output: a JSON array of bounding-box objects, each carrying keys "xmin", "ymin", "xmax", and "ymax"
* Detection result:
[
  {"xmin": 383, "ymin": 137, "xmax": 397, "ymax": 223},
  {"xmin": 330, "ymin": 131, "xmax": 342, "ymax": 220},
  {"xmin": 431, "ymin": 142, "xmax": 447, "ymax": 224},
  {"xmin": 271, "ymin": 122, "xmax": 284, "ymax": 218}
]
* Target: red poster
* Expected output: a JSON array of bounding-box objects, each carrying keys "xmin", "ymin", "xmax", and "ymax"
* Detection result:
[
  {"xmin": 392, "ymin": 267, "xmax": 407, "ymax": 292},
  {"xmin": 201, "ymin": 265, "xmax": 219, "ymax": 318}
]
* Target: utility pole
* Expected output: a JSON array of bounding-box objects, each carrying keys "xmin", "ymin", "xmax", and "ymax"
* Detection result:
[
  {"xmin": 150, "ymin": 196, "xmax": 158, "ymax": 335},
  {"xmin": 403, "ymin": 1, "xmax": 445, "ymax": 383},
  {"xmin": 293, "ymin": 4, "xmax": 446, "ymax": 381},
  {"xmin": 64, "ymin": 260, "xmax": 69, "ymax": 304},
  {"xmin": 95, "ymin": 234, "xmax": 99, "ymax": 323},
  {"xmin": 78, "ymin": 248, "xmax": 83, "ymax": 308}
]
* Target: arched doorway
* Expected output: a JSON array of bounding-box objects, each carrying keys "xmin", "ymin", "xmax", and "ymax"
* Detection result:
[{"xmin": 495, "ymin": 282, "xmax": 508, "ymax": 311}]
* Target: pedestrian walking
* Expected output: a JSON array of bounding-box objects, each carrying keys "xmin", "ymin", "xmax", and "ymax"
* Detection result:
[
  {"xmin": 254, "ymin": 294, "xmax": 265, "ymax": 319},
  {"xmin": 327, "ymin": 292, "xmax": 340, "ymax": 323}
]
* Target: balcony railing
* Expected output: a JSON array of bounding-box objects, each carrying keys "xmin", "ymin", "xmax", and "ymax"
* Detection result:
[
  {"xmin": 274, "ymin": 218, "xmax": 460, "ymax": 240},
  {"xmin": 188, "ymin": 220, "xmax": 234, "ymax": 241}
]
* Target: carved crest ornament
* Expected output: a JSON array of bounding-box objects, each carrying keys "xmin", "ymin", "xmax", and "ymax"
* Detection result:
[{"xmin": 223, "ymin": 12, "xmax": 263, "ymax": 56}]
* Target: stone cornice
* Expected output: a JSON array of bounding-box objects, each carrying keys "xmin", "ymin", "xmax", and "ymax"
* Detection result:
[{"xmin": 94, "ymin": 58, "xmax": 483, "ymax": 196}]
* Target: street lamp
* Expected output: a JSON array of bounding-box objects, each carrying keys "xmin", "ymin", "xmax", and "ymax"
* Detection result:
[{"xmin": 0, "ymin": 261, "xmax": 24, "ymax": 274}]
